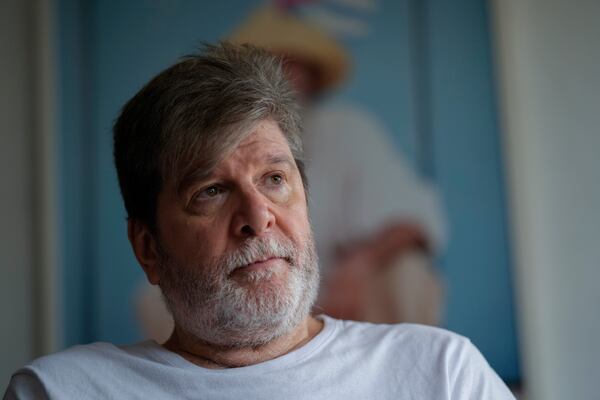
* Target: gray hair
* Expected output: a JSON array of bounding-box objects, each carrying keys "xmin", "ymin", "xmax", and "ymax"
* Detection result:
[{"xmin": 113, "ymin": 42, "xmax": 305, "ymax": 231}]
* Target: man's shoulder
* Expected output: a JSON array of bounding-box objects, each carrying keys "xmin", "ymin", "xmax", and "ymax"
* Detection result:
[
  {"xmin": 26, "ymin": 342, "xmax": 122, "ymax": 371},
  {"xmin": 324, "ymin": 317, "xmax": 515, "ymax": 398},
  {"xmin": 325, "ymin": 316, "xmax": 471, "ymax": 356},
  {"xmin": 6, "ymin": 342, "xmax": 161, "ymax": 399},
  {"xmin": 5, "ymin": 343, "xmax": 120, "ymax": 399},
  {"xmin": 333, "ymin": 317, "xmax": 467, "ymax": 342}
]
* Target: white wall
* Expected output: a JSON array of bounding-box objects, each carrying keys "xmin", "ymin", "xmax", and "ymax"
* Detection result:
[
  {"xmin": 0, "ymin": 0, "xmax": 58, "ymax": 393},
  {"xmin": 491, "ymin": 1, "xmax": 600, "ymax": 399},
  {"xmin": 0, "ymin": 0, "xmax": 36, "ymax": 391}
]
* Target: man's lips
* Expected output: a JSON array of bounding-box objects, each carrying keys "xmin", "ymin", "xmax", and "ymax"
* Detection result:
[
  {"xmin": 242, "ymin": 256, "xmax": 279, "ymax": 269},
  {"xmin": 231, "ymin": 257, "xmax": 287, "ymax": 275}
]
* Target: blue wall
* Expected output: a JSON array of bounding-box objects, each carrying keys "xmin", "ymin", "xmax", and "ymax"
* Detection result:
[{"xmin": 424, "ymin": 0, "xmax": 519, "ymax": 380}]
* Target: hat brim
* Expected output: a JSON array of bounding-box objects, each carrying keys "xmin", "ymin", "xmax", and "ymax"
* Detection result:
[{"xmin": 228, "ymin": 6, "xmax": 349, "ymax": 92}]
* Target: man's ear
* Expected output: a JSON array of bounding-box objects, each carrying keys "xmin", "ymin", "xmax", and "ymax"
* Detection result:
[{"xmin": 128, "ymin": 219, "xmax": 161, "ymax": 285}]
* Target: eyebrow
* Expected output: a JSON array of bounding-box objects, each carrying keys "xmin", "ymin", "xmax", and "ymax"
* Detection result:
[
  {"xmin": 264, "ymin": 153, "xmax": 295, "ymax": 169},
  {"xmin": 177, "ymin": 153, "xmax": 296, "ymax": 194}
]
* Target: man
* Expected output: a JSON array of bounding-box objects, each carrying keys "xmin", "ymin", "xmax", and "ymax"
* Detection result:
[{"xmin": 5, "ymin": 43, "xmax": 514, "ymax": 399}]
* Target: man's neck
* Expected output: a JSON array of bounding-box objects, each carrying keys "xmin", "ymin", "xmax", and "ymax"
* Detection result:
[{"xmin": 162, "ymin": 316, "xmax": 323, "ymax": 369}]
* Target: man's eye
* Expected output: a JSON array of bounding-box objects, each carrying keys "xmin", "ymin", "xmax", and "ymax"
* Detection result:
[
  {"xmin": 198, "ymin": 185, "xmax": 222, "ymax": 199},
  {"xmin": 270, "ymin": 174, "xmax": 283, "ymax": 185}
]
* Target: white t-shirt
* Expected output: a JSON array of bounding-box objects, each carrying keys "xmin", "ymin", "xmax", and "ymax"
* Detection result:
[{"xmin": 5, "ymin": 316, "xmax": 514, "ymax": 399}]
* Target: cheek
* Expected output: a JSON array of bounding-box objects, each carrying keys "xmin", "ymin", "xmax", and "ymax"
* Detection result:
[
  {"xmin": 280, "ymin": 194, "xmax": 311, "ymax": 239},
  {"xmin": 267, "ymin": 185, "xmax": 292, "ymax": 204},
  {"xmin": 160, "ymin": 216, "xmax": 222, "ymax": 263},
  {"xmin": 156, "ymin": 190, "xmax": 229, "ymax": 263}
]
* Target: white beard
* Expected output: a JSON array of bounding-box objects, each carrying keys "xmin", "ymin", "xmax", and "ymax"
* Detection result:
[{"xmin": 158, "ymin": 234, "xmax": 320, "ymax": 348}]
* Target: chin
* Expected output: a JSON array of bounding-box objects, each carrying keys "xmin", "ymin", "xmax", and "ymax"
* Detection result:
[{"xmin": 174, "ymin": 265, "xmax": 318, "ymax": 348}]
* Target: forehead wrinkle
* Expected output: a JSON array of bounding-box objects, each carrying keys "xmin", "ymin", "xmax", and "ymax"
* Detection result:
[
  {"xmin": 227, "ymin": 148, "xmax": 295, "ymax": 171},
  {"xmin": 263, "ymin": 153, "xmax": 295, "ymax": 169}
]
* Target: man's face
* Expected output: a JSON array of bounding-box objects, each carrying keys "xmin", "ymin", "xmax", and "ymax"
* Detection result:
[{"xmin": 152, "ymin": 119, "xmax": 319, "ymax": 347}]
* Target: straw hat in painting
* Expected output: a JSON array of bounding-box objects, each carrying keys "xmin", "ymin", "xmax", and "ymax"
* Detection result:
[{"xmin": 229, "ymin": 5, "xmax": 350, "ymax": 92}]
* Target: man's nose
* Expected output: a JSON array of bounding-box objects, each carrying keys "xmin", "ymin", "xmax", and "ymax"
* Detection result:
[{"xmin": 231, "ymin": 188, "xmax": 275, "ymax": 237}]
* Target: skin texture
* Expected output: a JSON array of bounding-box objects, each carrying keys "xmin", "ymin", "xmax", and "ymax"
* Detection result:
[{"xmin": 128, "ymin": 119, "xmax": 322, "ymax": 368}]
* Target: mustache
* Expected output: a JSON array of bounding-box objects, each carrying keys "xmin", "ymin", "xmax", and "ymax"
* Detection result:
[{"xmin": 219, "ymin": 236, "xmax": 297, "ymax": 274}]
